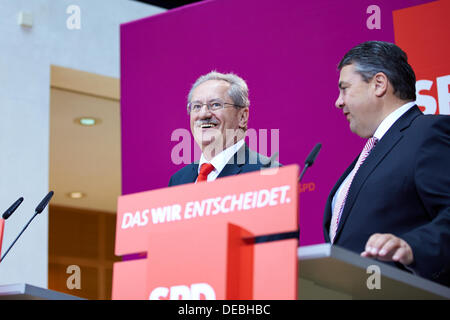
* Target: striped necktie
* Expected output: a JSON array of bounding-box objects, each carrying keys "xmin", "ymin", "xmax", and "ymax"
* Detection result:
[{"xmin": 330, "ymin": 137, "xmax": 378, "ymax": 243}]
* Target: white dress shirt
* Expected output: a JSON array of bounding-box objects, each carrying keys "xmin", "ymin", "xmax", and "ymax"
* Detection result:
[
  {"xmin": 330, "ymin": 102, "xmax": 416, "ymax": 228},
  {"xmin": 197, "ymin": 139, "xmax": 245, "ymax": 182}
]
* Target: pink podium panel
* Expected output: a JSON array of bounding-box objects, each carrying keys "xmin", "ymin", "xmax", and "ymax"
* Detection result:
[{"xmin": 113, "ymin": 165, "xmax": 299, "ymax": 299}]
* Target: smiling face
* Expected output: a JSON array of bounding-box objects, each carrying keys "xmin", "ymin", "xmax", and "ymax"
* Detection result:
[
  {"xmin": 189, "ymin": 80, "xmax": 248, "ymax": 155},
  {"xmin": 335, "ymin": 64, "xmax": 382, "ymax": 138}
]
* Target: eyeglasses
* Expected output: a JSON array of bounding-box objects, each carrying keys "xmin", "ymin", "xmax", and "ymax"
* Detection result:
[{"xmin": 187, "ymin": 100, "xmax": 242, "ymax": 114}]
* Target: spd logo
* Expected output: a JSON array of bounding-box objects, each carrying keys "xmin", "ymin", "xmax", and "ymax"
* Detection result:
[
  {"xmin": 149, "ymin": 282, "xmax": 216, "ymax": 300},
  {"xmin": 394, "ymin": 0, "xmax": 449, "ymax": 115},
  {"xmin": 416, "ymin": 75, "xmax": 450, "ymax": 115}
]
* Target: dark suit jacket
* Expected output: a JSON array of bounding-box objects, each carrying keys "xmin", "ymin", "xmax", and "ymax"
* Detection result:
[
  {"xmin": 169, "ymin": 143, "xmax": 281, "ymax": 186},
  {"xmin": 323, "ymin": 106, "xmax": 450, "ymax": 286}
]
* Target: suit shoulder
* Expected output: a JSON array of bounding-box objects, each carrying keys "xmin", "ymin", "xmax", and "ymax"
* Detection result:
[
  {"xmin": 171, "ymin": 163, "xmax": 196, "ymax": 177},
  {"xmin": 412, "ymin": 113, "xmax": 450, "ymax": 128},
  {"xmin": 244, "ymin": 148, "xmax": 282, "ymax": 171},
  {"xmin": 169, "ymin": 163, "xmax": 197, "ymax": 186},
  {"xmin": 409, "ymin": 114, "xmax": 450, "ymax": 141}
]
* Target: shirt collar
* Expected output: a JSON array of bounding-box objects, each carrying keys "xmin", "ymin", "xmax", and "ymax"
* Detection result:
[
  {"xmin": 373, "ymin": 102, "xmax": 416, "ymax": 140},
  {"xmin": 198, "ymin": 139, "xmax": 245, "ymax": 174}
]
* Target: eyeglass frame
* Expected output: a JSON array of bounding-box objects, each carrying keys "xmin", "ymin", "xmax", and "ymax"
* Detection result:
[{"xmin": 187, "ymin": 99, "xmax": 244, "ymax": 114}]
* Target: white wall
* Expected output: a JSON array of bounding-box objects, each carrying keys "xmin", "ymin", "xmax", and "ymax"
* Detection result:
[{"xmin": 0, "ymin": 0, "xmax": 165, "ymax": 288}]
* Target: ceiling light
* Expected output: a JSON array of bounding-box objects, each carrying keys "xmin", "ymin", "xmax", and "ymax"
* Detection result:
[
  {"xmin": 68, "ymin": 192, "xmax": 85, "ymax": 199},
  {"xmin": 75, "ymin": 117, "xmax": 101, "ymax": 126}
]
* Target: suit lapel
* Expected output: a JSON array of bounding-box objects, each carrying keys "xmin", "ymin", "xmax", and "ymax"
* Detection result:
[
  {"xmin": 217, "ymin": 143, "xmax": 247, "ymax": 178},
  {"xmin": 333, "ymin": 106, "xmax": 422, "ymax": 242}
]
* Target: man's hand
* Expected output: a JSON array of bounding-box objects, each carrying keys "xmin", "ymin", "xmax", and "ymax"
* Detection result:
[{"xmin": 361, "ymin": 233, "xmax": 414, "ymax": 265}]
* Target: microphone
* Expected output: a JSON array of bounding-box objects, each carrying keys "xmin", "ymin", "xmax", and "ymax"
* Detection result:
[
  {"xmin": 35, "ymin": 191, "xmax": 54, "ymax": 214},
  {"xmin": 299, "ymin": 143, "xmax": 322, "ymax": 182},
  {"xmin": 2, "ymin": 197, "xmax": 24, "ymax": 220},
  {"xmin": 0, "ymin": 197, "xmax": 24, "ymax": 258},
  {"xmin": 0, "ymin": 191, "xmax": 54, "ymax": 263}
]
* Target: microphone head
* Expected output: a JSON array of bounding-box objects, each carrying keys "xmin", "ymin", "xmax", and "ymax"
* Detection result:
[
  {"xmin": 2, "ymin": 197, "xmax": 24, "ymax": 220},
  {"xmin": 35, "ymin": 191, "xmax": 54, "ymax": 214},
  {"xmin": 305, "ymin": 143, "xmax": 322, "ymax": 167}
]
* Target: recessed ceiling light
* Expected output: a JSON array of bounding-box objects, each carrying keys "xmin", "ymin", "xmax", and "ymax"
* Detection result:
[
  {"xmin": 74, "ymin": 117, "xmax": 101, "ymax": 126},
  {"xmin": 68, "ymin": 192, "xmax": 85, "ymax": 199}
]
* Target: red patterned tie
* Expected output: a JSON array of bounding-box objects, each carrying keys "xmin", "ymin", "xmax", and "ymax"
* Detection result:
[
  {"xmin": 330, "ymin": 137, "xmax": 378, "ymax": 243},
  {"xmin": 196, "ymin": 163, "xmax": 215, "ymax": 183}
]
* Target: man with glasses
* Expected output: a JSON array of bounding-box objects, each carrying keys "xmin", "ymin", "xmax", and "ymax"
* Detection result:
[{"xmin": 169, "ymin": 71, "xmax": 279, "ymax": 186}]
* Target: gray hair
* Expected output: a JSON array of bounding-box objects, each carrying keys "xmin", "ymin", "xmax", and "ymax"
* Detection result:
[{"xmin": 187, "ymin": 71, "xmax": 250, "ymax": 108}]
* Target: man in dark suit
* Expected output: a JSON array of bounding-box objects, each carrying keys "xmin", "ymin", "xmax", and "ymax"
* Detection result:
[
  {"xmin": 324, "ymin": 41, "xmax": 449, "ymax": 286},
  {"xmin": 169, "ymin": 71, "xmax": 279, "ymax": 187}
]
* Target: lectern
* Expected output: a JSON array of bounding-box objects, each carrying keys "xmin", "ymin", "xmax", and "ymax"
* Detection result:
[
  {"xmin": 0, "ymin": 283, "xmax": 83, "ymax": 300},
  {"xmin": 298, "ymin": 244, "xmax": 450, "ymax": 300},
  {"xmin": 112, "ymin": 165, "xmax": 300, "ymax": 299}
]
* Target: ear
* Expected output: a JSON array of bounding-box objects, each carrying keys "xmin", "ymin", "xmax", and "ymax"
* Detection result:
[
  {"xmin": 239, "ymin": 107, "xmax": 249, "ymax": 130},
  {"xmin": 373, "ymin": 72, "xmax": 388, "ymax": 97}
]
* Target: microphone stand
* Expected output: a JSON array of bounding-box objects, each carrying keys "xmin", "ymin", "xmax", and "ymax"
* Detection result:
[{"xmin": 0, "ymin": 212, "xmax": 38, "ymax": 263}]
